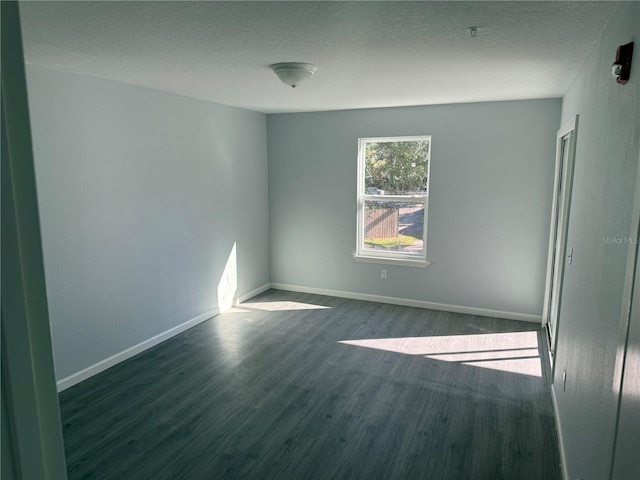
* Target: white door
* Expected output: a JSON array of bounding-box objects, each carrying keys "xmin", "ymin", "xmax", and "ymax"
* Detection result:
[{"xmin": 542, "ymin": 116, "xmax": 579, "ymax": 364}]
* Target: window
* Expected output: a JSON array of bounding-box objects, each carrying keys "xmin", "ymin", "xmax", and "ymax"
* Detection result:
[{"xmin": 355, "ymin": 136, "xmax": 431, "ymax": 267}]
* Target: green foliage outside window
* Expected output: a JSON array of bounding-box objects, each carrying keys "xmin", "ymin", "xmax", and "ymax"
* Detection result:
[{"xmin": 365, "ymin": 141, "xmax": 429, "ymax": 195}]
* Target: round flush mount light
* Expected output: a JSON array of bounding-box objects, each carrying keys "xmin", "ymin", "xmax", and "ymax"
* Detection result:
[{"xmin": 270, "ymin": 62, "xmax": 317, "ymax": 88}]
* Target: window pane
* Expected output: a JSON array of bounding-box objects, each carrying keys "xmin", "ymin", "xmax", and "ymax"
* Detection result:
[
  {"xmin": 362, "ymin": 200, "xmax": 424, "ymax": 255},
  {"xmin": 364, "ymin": 140, "xmax": 429, "ymax": 195}
]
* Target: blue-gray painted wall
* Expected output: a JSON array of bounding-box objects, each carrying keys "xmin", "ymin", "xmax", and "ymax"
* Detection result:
[
  {"xmin": 553, "ymin": 3, "xmax": 640, "ymax": 479},
  {"xmin": 267, "ymin": 99, "xmax": 561, "ymax": 317},
  {"xmin": 26, "ymin": 65, "xmax": 270, "ymax": 380}
]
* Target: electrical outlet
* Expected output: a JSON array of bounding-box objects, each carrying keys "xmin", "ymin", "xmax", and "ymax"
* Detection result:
[{"xmin": 381, "ymin": 269, "xmax": 387, "ymax": 279}]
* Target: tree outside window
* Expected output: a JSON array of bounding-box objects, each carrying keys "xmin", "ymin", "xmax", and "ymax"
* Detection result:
[{"xmin": 356, "ymin": 136, "xmax": 431, "ymax": 266}]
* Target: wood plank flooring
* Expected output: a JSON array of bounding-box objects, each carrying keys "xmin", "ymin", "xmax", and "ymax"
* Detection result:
[{"xmin": 59, "ymin": 290, "xmax": 562, "ymax": 479}]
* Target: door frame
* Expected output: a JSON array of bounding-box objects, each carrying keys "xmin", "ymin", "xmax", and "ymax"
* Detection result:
[
  {"xmin": 1, "ymin": 1, "xmax": 68, "ymax": 477},
  {"xmin": 542, "ymin": 115, "xmax": 579, "ymax": 365}
]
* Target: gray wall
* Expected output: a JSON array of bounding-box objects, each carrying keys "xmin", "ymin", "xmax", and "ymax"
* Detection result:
[
  {"xmin": 267, "ymin": 99, "xmax": 561, "ymax": 317},
  {"xmin": 553, "ymin": 3, "xmax": 640, "ymax": 479},
  {"xmin": 25, "ymin": 65, "xmax": 270, "ymax": 381}
]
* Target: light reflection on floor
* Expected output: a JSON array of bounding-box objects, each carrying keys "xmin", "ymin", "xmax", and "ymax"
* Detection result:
[
  {"xmin": 339, "ymin": 331, "xmax": 542, "ymax": 377},
  {"xmin": 221, "ymin": 307, "xmax": 253, "ymax": 314},
  {"xmin": 240, "ymin": 301, "xmax": 331, "ymax": 311}
]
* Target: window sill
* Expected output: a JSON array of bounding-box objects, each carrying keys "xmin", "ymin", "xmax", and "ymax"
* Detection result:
[{"xmin": 354, "ymin": 255, "xmax": 431, "ymax": 268}]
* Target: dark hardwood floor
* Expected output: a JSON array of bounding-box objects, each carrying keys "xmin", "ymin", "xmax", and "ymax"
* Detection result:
[{"xmin": 59, "ymin": 290, "xmax": 562, "ymax": 479}]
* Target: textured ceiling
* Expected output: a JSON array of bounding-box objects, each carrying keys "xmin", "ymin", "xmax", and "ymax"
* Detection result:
[{"xmin": 19, "ymin": 1, "xmax": 621, "ymax": 114}]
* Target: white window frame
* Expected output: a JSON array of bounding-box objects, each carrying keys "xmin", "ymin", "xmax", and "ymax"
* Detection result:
[{"xmin": 355, "ymin": 135, "xmax": 431, "ymax": 267}]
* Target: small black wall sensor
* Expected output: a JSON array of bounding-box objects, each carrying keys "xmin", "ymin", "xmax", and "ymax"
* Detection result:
[{"xmin": 612, "ymin": 41, "xmax": 633, "ymax": 85}]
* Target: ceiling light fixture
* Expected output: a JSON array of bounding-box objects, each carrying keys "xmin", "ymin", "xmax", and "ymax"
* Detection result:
[{"xmin": 270, "ymin": 62, "xmax": 316, "ymax": 88}]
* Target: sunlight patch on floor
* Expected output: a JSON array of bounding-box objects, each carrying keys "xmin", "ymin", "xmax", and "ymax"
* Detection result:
[
  {"xmin": 241, "ymin": 301, "xmax": 331, "ymax": 311},
  {"xmin": 339, "ymin": 331, "xmax": 542, "ymax": 377}
]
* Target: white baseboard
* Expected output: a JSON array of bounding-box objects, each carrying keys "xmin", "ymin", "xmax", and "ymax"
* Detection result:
[
  {"xmin": 235, "ymin": 283, "xmax": 272, "ymax": 305},
  {"xmin": 551, "ymin": 385, "xmax": 569, "ymax": 480},
  {"xmin": 56, "ymin": 283, "xmax": 272, "ymax": 392},
  {"xmin": 56, "ymin": 309, "xmax": 218, "ymax": 392},
  {"xmin": 57, "ymin": 282, "xmax": 537, "ymax": 391},
  {"xmin": 270, "ymin": 283, "xmax": 542, "ymax": 323}
]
